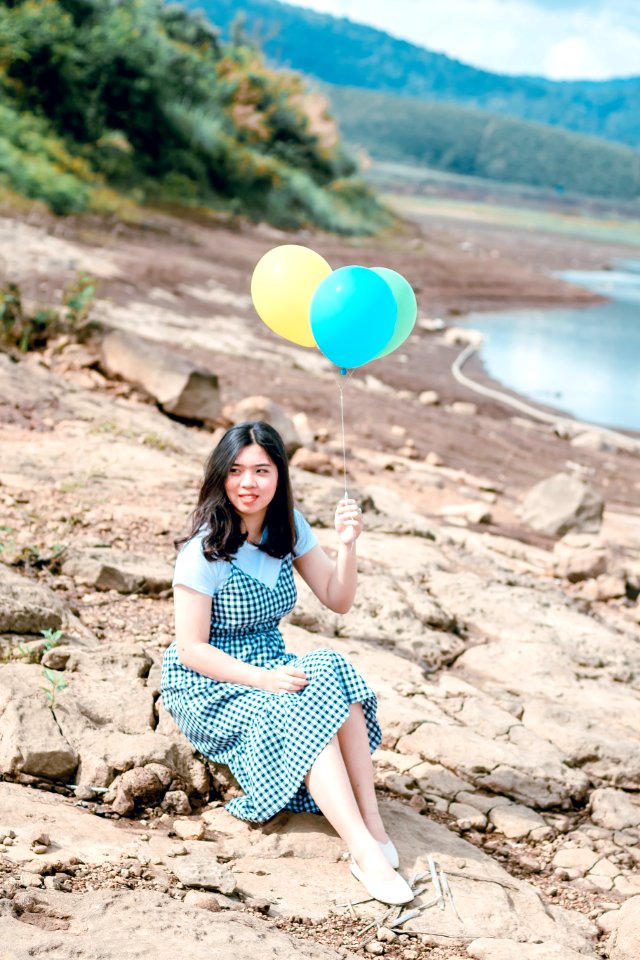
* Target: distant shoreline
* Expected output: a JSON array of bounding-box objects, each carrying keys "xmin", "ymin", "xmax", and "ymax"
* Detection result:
[{"xmin": 453, "ymin": 339, "xmax": 640, "ymax": 446}]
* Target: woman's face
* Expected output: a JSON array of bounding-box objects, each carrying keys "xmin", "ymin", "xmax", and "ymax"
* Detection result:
[{"xmin": 224, "ymin": 443, "xmax": 278, "ymax": 527}]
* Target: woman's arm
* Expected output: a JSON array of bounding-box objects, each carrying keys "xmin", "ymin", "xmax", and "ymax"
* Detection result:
[
  {"xmin": 174, "ymin": 585, "xmax": 307, "ymax": 693},
  {"xmin": 293, "ymin": 498, "xmax": 362, "ymax": 614}
]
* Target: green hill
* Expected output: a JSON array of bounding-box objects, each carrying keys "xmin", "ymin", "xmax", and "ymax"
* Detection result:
[
  {"xmin": 0, "ymin": 0, "xmax": 387, "ymax": 232},
  {"xmin": 327, "ymin": 85, "xmax": 640, "ymax": 201},
  {"xmin": 184, "ymin": 0, "xmax": 640, "ymax": 150}
]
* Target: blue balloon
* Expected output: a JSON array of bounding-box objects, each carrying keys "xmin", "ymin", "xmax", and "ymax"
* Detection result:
[{"xmin": 310, "ymin": 266, "xmax": 397, "ymax": 369}]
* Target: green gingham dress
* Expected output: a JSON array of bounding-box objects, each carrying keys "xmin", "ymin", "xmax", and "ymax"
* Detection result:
[{"xmin": 161, "ymin": 519, "xmax": 381, "ymax": 822}]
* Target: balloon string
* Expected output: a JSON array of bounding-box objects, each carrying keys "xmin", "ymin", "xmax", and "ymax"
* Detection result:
[
  {"xmin": 334, "ymin": 368, "xmax": 354, "ymax": 501},
  {"xmin": 339, "ymin": 378, "xmax": 348, "ymax": 500}
]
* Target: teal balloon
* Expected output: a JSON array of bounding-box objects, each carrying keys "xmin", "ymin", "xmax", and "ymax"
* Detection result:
[
  {"xmin": 372, "ymin": 268, "xmax": 417, "ymax": 358},
  {"xmin": 310, "ymin": 266, "xmax": 396, "ymax": 369}
]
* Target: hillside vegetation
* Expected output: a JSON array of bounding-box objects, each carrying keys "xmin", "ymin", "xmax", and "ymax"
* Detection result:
[
  {"xmin": 328, "ymin": 86, "xmax": 640, "ymax": 201},
  {"xmin": 186, "ymin": 0, "xmax": 640, "ymax": 150},
  {"xmin": 0, "ymin": 0, "xmax": 387, "ymax": 232}
]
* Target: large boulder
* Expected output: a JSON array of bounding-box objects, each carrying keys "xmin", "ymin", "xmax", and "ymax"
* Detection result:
[
  {"xmin": 100, "ymin": 329, "xmax": 221, "ymax": 423},
  {"xmin": 521, "ymin": 472, "xmax": 604, "ymax": 536},
  {"xmin": 607, "ymin": 896, "xmax": 640, "ymax": 960},
  {"xmin": 61, "ymin": 547, "xmax": 173, "ymax": 594},
  {"xmin": 0, "ymin": 564, "xmax": 67, "ymax": 634},
  {"xmin": 0, "ymin": 663, "xmax": 78, "ymax": 780},
  {"xmin": 225, "ymin": 396, "xmax": 301, "ymax": 456}
]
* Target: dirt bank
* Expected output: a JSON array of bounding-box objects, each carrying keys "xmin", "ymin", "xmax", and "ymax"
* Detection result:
[{"xmin": 2, "ymin": 200, "xmax": 639, "ymax": 528}]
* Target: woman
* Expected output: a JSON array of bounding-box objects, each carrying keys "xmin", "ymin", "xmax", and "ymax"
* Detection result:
[{"xmin": 161, "ymin": 420, "xmax": 413, "ymax": 905}]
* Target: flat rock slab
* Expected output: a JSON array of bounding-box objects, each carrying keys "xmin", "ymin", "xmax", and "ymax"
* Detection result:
[
  {"xmin": 204, "ymin": 801, "xmax": 596, "ymax": 953},
  {"xmin": 0, "ymin": 888, "xmax": 348, "ymax": 960},
  {"xmin": 467, "ymin": 938, "xmax": 594, "ymax": 960},
  {"xmin": 0, "ymin": 782, "xmax": 176, "ymax": 867}
]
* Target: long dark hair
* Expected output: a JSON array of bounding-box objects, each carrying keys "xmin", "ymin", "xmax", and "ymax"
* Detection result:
[{"xmin": 177, "ymin": 421, "xmax": 297, "ymax": 561}]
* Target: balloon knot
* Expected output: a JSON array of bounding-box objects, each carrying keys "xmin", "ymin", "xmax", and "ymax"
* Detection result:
[{"xmin": 339, "ymin": 367, "xmax": 348, "ymax": 376}]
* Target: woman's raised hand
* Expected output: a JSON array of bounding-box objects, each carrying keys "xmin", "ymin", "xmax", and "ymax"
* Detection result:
[
  {"xmin": 263, "ymin": 663, "xmax": 308, "ymax": 694},
  {"xmin": 335, "ymin": 497, "xmax": 363, "ymax": 546}
]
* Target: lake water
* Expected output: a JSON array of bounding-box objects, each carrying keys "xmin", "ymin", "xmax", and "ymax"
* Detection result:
[{"xmin": 462, "ymin": 266, "xmax": 640, "ymax": 433}]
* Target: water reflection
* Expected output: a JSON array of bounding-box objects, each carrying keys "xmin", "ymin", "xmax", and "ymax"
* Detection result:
[{"xmin": 463, "ymin": 270, "xmax": 640, "ymax": 432}]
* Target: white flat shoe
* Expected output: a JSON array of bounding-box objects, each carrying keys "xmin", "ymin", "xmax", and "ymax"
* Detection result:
[
  {"xmin": 378, "ymin": 838, "xmax": 400, "ymax": 869},
  {"xmin": 350, "ymin": 860, "xmax": 414, "ymax": 905}
]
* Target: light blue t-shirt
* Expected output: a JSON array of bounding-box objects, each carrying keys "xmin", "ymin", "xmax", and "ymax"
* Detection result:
[{"xmin": 172, "ymin": 508, "xmax": 317, "ymax": 597}]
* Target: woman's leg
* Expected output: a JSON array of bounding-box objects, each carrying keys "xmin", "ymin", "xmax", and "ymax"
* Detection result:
[
  {"xmin": 305, "ymin": 735, "xmax": 397, "ymax": 880},
  {"xmin": 336, "ymin": 703, "xmax": 388, "ymax": 843}
]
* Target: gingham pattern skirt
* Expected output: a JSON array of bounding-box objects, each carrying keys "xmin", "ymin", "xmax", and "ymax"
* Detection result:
[{"xmin": 161, "ymin": 556, "xmax": 381, "ymax": 822}]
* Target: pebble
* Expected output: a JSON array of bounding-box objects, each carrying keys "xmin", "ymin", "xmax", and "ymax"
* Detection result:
[
  {"xmin": 32, "ymin": 844, "xmax": 49, "ymax": 855},
  {"xmin": 183, "ymin": 890, "xmax": 222, "ymax": 912},
  {"xmin": 365, "ymin": 943, "xmax": 385, "ymax": 956},
  {"xmin": 408, "ymin": 794, "xmax": 427, "ymax": 813},
  {"xmin": 19, "ymin": 873, "xmax": 44, "ymax": 888},
  {"xmin": 245, "ymin": 896, "xmax": 271, "ymax": 915},
  {"xmin": 166, "ymin": 845, "xmax": 188, "ymax": 858},
  {"xmin": 377, "ymin": 927, "xmax": 397, "ymax": 943},
  {"xmin": 29, "ymin": 831, "xmax": 50, "ymax": 848},
  {"xmin": 75, "ymin": 787, "xmax": 97, "ymax": 801},
  {"xmin": 173, "ymin": 819, "xmax": 204, "ymax": 841}
]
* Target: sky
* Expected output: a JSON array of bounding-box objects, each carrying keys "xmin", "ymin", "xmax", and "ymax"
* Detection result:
[{"xmin": 286, "ymin": 0, "xmax": 640, "ymax": 80}]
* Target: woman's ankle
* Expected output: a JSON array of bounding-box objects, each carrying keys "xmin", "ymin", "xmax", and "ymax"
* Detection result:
[
  {"xmin": 362, "ymin": 813, "xmax": 388, "ymax": 844},
  {"xmin": 352, "ymin": 837, "xmax": 397, "ymax": 878}
]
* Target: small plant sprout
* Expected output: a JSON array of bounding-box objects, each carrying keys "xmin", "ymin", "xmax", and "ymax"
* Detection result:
[
  {"xmin": 63, "ymin": 273, "xmax": 96, "ymax": 329},
  {"xmin": 41, "ymin": 628, "xmax": 63, "ymax": 651},
  {"xmin": 41, "ymin": 667, "xmax": 68, "ymax": 709}
]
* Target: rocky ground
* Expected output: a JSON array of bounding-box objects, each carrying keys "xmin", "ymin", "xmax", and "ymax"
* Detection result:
[{"xmin": 1, "ymin": 200, "xmax": 640, "ymax": 959}]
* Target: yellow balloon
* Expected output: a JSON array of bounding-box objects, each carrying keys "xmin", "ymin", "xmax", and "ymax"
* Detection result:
[{"xmin": 251, "ymin": 245, "xmax": 331, "ymax": 347}]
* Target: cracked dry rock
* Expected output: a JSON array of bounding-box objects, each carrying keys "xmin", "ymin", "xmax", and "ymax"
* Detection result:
[
  {"xmin": 0, "ymin": 888, "xmax": 345, "ymax": 959},
  {"xmin": 171, "ymin": 857, "xmax": 237, "ymax": 895},
  {"xmin": 396, "ymin": 720, "xmax": 586, "ymax": 808},
  {"xmin": 0, "ymin": 663, "xmax": 78, "ymax": 780}
]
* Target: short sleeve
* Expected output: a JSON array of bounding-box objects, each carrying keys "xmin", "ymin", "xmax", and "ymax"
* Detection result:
[
  {"xmin": 293, "ymin": 509, "xmax": 318, "ymax": 558},
  {"xmin": 172, "ymin": 535, "xmax": 229, "ymax": 596}
]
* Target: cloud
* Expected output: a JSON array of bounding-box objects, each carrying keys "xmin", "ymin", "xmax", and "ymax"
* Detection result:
[{"xmin": 289, "ymin": 0, "xmax": 640, "ymax": 79}]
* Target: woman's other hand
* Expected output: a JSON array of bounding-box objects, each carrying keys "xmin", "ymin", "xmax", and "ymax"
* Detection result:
[
  {"xmin": 334, "ymin": 497, "xmax": 362, "ymax": 546},
  {"xmin": 263, "ymin": 663, "xmax": 308, "ymax": 694}
]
